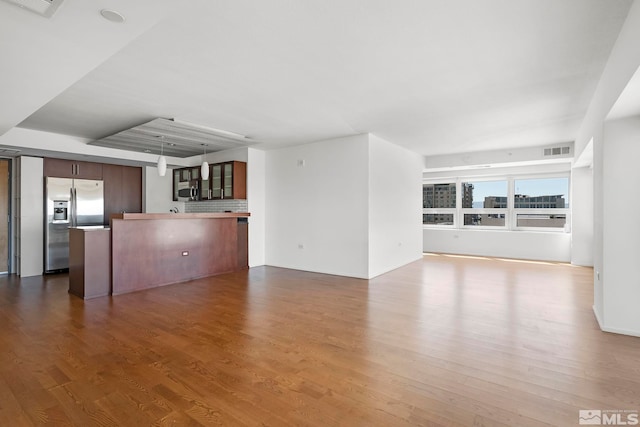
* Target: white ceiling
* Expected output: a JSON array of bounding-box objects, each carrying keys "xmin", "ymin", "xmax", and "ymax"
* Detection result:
[{"xmin": 1, "ymin": 0, "xmax": 635, "ymax": 159}]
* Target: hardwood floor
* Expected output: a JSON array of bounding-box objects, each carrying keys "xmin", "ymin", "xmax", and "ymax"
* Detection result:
[{"xmin": 1, "ymin": 255, "xmax": 639, "ymax": 426}]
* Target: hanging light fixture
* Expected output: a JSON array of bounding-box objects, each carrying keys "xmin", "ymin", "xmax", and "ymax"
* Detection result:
[
  {"xmin": 157, "ymin": 136, "xmax": 167, "ymax": 177},
  {"xmin": 200, "ymin": 144, "xmax": 209, "ymax": 180}
]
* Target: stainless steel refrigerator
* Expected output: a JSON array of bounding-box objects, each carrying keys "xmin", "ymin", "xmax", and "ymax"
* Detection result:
[{"xmin": 45, "ymin": 177, "xmax": 104, "ymax": 273}]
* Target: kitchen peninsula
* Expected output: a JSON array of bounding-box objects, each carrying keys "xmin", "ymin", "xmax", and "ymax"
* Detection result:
[{"xmin": 70, "ymin": 212, "xmax": 250, "ymax": 297}]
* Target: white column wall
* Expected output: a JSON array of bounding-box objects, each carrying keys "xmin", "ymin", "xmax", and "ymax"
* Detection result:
[
  {"xmin": 599, "ymin": 116, "xmax": 640, "ymax": 336},
  {"xmin": 17, "ymin": 156, "xmax": 43, "ymax": 277},
  {"xmin": 593, "ymin": 126, "xmax": 605, "ymax": 324},
  {"xmin": 247, "ymin": 148, "xmax": 266, "ymax": 267},
  {"xmin": 570, "ymin": 166, "xmax": 594, "ymax": 266},
  {"xmin": 368, "ymin": 135, "xmax": 423, "ymax": 278},
  {"xmin": 265, "ymin": 134, "xmax": 370, "ymax": 278}
]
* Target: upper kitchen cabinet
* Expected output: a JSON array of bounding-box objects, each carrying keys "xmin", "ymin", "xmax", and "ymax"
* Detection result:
[
  {"xmin": 44, "ymin": 158, "xmax": 103, "ymax": 180},
  {"xmin": 172, "ymin": 161, "xmax": 246, "ymax": 201},
  {"xmin": 210, "ymin": 161, "xmax": 246, "ymax": 200},
  {"xmin": 103, "ymin": 164, "xmax": 142, "ymax": 224}
]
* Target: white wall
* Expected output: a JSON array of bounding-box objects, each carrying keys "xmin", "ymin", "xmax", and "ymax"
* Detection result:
[
  {"xmin": 598, "ymin": 116, "xmax": 640, "ymax": 336},
  {"xmin": 570, "ymin": 166, "xmax": 594, "ymax": 266},
  {"xmin": 265, "ymin": 133, "xmax": 423, "ymax": 279},
  {"xmin": 424, "ymin": 229, "xmax": 571, "ymax": 262},
  {"xmin": 424, "ymin": 162, "xmax": 572, "ymax": 181},
  {"xmin": 266, "ymin": 134, "xmax": 370, "ymax": 278},
  {"xmin": 191, "ymin": 146, "xmax": 249, "ymax": 168},
  {"xmin": 368, "ymin": 135, "xmax": 423, "ymax": 277},
  {"xmin": 17, "ymin": 156, "xmax": 43, "ymax": 277},
  {"xmin": 247, "ymin": 148, "xmax": 266, "ymax": 267},
  {"xmin": 143, "ymin": 167, "xmax": 184, "ymax": 213},
  {"xmin": 425, "ymin": 143, "xmax": 574, "ymax": 171}
]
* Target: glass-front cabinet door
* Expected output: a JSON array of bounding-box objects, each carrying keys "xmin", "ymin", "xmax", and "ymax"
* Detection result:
[
  {"xmin": 200, "ymin": 165, "xmax": 211, "ymax": 200},
  {"xmin": 223, "ymin": 162, "xmax": 233, "ymax": 199},
  {"xmin": 211, "ymin": 164, "xmax": 223, "ymax": 199},
  {"xmin": 172, "ymin": 169, "xmax": 180, "ymax": 201}
]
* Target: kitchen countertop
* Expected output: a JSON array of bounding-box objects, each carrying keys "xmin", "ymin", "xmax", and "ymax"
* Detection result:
[
  {"xmin": 111, "ymin": 212, "xmax": 250, "ymax": 220},
  {"xmin": 71, "ymin": 225, "xmax": 110, "ymax": 230}
]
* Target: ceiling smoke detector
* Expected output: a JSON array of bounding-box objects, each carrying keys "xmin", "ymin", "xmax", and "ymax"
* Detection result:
[{"xmin": 1, "ymin": 0, "xmax": 65, "ymax": 18}]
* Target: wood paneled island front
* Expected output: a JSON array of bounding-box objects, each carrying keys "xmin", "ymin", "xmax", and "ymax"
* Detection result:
[{"xmin": 110, "ymin": 212, "xmax": 249, "ymax": 295}]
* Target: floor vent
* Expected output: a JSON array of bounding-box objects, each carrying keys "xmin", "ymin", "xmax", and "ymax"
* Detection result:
[
  {"xmin": 543, "ymin": 146, "xmax": 571, "ymax": 157},
  {"xmin": 1, "ymin": 0, "xmax": 65, "ymax": 18}
]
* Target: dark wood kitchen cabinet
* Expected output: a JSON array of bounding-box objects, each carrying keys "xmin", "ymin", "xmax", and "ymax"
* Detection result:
[
  {"xmin": 171, "ymin": 161, "xmax": 246, "ymax": 201},
  {"xmin": 103, "ymin": 164, "xmax": 142, "ymax": 224},
  {"xmin": 44, "ymin": 158, "xmax": 103, "ymax": 180},
  {"xmin": 210, "ymin": 161, "xmax": 246, "ymax": 200}
]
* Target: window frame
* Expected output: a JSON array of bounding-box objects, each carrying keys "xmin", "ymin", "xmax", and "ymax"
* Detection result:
[{"xmin": 423, "ymin": 172, "xmax": 570, "ymax": 233}]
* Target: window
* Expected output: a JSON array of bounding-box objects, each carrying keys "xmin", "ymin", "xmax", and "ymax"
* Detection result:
[
  {"xmin": 514, "ymin": 177, "xmax": 569, "ymax": 208},
  {"xmin": 460, "ymin": 180, "xmax": 508, "ymax": 228},
  {"xmin": 463, "ymin": 213, "xmax": 506, "ymax": 227},
  {"xmin": 513, "ymin": 177, "xmax": 569, "ymax": 230},
  {"xmin": 423, "ymin": 174, "xmax": 570, "ymax": 232},
  {"xmin": 423, "ymin": 183, "xmax": 456, "ymax": 226},
  {"xmin": 423, "ymin": 214, "xmax": 454, "ymax": 225},
  {"xmin": 460, "ymin": 180, "xmax": 507, "ymax": 208},
  {"xmin": 423, "ymin": 183, "xmax": 456, "ymax": 208},
  {"xmin": 516, "ymin": 214, "xmax": 567, "ymax": 228}
]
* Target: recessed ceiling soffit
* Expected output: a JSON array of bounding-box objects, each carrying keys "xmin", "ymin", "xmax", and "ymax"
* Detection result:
[{"xmin": 88, "ymin": 118, "xmax": 255, "ymax": 158}]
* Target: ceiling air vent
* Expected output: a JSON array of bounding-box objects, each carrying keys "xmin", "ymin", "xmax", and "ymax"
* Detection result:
[
  {"xmin": 1, "ymin": 0, "xmax": 65, "ymax": 18},
  {"xmin": 543, "ymin": 146, "xmax": 571, "ymax": 157}
]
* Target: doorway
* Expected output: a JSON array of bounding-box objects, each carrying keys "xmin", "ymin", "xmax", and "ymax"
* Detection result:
[{"xmin": 0, "ymin": 159, "xmax": 10, "ymax": 273}]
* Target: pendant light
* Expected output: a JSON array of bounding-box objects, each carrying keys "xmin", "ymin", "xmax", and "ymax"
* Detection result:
[
  {"xmin": 157, "ymin": 137, "xmax": 167, "ymax": 177},
  {"xmin": 201, "ymin": 144, "xmax": 209, "ymax": 180}
]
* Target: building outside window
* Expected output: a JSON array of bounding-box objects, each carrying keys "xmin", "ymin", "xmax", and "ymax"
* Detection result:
[
  {"xmin": 423, "ymin": 183, "xmax": 456, "ymax": 225},
  {"xmin": 461, "ymin": 180, "xmax": 508, "ymax": 227},
  {"xmin": 423, "ymin": 175, "xmax": 570, "ymax": 231},
  {"xmin": 513, "ymin": 177, "xmax": 569, "ymax": 229}
]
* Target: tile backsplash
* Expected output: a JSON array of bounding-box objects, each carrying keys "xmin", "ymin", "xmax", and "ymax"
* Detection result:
[{"xmin": 184, "ymin": 199, "xmax": 248, "ymax": 213}]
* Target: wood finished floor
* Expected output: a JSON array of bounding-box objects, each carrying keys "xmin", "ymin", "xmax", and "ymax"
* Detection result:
[{"xmin": 1, "ymin": 254, "xmax": 639, "ymax": 426}]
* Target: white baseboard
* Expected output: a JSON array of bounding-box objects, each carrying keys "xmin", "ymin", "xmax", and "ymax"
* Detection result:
[{"xmin": 593, "ymin": 305, "xmax": 640, "ymax": 338}]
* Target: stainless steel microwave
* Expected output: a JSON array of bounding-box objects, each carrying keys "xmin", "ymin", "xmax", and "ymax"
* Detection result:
[{"xmin": 177, "ymin": 181, "xmax": 198, "ymax": 201}]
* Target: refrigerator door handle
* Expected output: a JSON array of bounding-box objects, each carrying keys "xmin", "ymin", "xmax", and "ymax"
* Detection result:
[
  {"xmin": 71, "ymin": 187, "xmax": 77, "ymax": 227},
  {"xmin": 69, "ymin": 188, "xmax": 74, "ymax": 227},
  {"xmin": 74, "ymin": 187, "xmax": 78, "ymax": 226}
]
